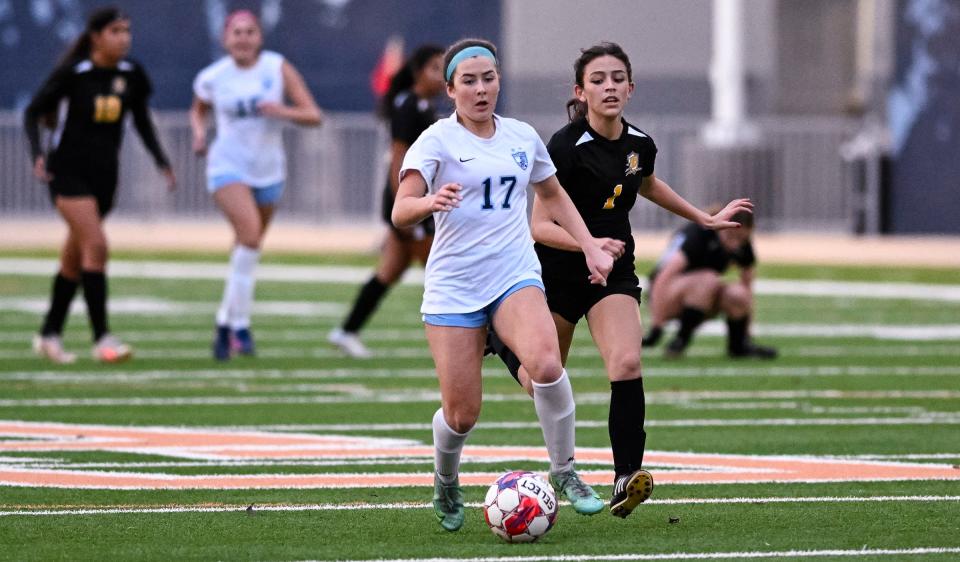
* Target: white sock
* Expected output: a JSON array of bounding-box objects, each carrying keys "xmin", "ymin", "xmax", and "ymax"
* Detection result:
[
  {"xmin": 432, "ymin": 408, "xmax": 470, "ymax": 484},
  {"xmin": 532, "ymin": 369, "xmax": 576, "ymax": 475},
  {"xmin": 216, "ymin": 245, "xmax": 260, "ymax": 329}
]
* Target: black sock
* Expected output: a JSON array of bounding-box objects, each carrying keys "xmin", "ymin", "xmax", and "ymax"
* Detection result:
[
  {"xmin": 40, "ymin": 273, "xmax": 80, "ymax": 336},
  {"xmin": 81, "ymin": 270, "xmax": 108, "ymax": 342},
  {"xmin": 674, "ymin": 307, "xmax": 707, "ymax": 347},
  {"xmin": 342, "ymin": 276, "xmax": 390, "ymax": 333},
  {"xmin": 609, "ymin": 377, "xmax": 647, "ymax": 479},
  {"xmin": 642, "ymin": 326, "xmax": 663, "ymax": 347},
  {"xmin": 727, "ymin": 316, "xmax": 750, "ymax": 354}
]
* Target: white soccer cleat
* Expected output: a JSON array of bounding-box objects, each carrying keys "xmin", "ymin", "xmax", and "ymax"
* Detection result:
[
  {"xmin": 327, "ymin": 328, "xmax": 373, "ymax": 359},
  {"xmin": 32, "ymin": 334, "xmax": 77, "ymax": 364},
  {"xmin": 92, "ymin": 334, "xmax": 133, "ymax": 363}
]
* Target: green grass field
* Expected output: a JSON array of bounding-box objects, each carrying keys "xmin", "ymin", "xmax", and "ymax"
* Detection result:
[{"xmin": 1, "ymin": 253, "xmax": 958, "ymax": 561}]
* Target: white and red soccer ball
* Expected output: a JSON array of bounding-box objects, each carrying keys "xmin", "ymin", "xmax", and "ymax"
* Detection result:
[{"xmin": 483, "ymin": 470, "xmax": 558, "ymax": 542}]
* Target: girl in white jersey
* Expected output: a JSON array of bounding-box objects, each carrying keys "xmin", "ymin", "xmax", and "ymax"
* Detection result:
[
  {"xmin": 393, "ymin": 38, "xmax": 616, "ymax": 532},
  {"xmin": 190, "ymin": 10, "xmax": 322, "ymax": 360}
]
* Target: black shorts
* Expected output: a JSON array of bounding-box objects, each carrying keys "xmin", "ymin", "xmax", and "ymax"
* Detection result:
[
  {"xmin": 543, "ymin": 269, "xmax": 643, "ymax": 325},
  {"xmin": 48, "ymin": 173, "xmax": 117, "ymax": 217},
  {"xmin": 381, "ymin": 182, "xmax": 435, "ymax": 239}
]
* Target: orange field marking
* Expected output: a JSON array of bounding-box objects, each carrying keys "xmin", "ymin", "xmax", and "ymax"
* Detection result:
[{"xmin": 2, "ymin": 421, "xmax": 958, "ymax": 489}]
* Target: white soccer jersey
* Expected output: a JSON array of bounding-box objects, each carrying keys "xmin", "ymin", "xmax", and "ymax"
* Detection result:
[
  {"xmin": 401, "ymin": 113, "xmax": 557, "ymax": 314},
  {"xmin": 193, "ymin": 50, "xmax": 286, "ymax": 187}
]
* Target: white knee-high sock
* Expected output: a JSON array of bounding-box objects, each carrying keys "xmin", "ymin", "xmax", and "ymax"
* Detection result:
[
  {"xmin": 216, "ymin": 245, "xmax": 260, "ymax": 329},
  {"xmin": 532, "ymin": 369, "xmax": 576, "ymax": 475},
  {"xmin": 432, "ymin": 408, "xmax": 470, "ymax": 484}
]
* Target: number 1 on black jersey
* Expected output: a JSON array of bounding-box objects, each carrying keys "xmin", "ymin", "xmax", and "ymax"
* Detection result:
[{"xmin": 603, "ymin": 184, "xmax": 623, "ymax": 209}]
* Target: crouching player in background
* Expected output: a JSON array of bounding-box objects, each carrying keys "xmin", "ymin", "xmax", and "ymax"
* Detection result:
[{"xmin": 643, "ymin": 210, "xmax": 778, "ymax": 359}]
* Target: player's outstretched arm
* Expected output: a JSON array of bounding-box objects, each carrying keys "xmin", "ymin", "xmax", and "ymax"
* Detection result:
[
  {"xmin": 189, "ymin": 97, "xmax": 211, "ymax": 156},
  {"xmin": 532, "ymin": 175, "xmax": 613, "ymax": 285},
  {"xmin": 530, "ymin": 195, "xmax": 625, "ymax": 258},
  {"xmin": 257, "ymin": 61, "xmax": 323, "ymax": 126},
  {"xmin": 639, "ymin": 174, "xmax": 753, "ymax": 229}
]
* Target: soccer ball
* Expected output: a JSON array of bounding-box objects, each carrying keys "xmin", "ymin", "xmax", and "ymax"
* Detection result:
[{"xmin": 483, "ymin": 470, "xmax": 558, "ymax": 542}]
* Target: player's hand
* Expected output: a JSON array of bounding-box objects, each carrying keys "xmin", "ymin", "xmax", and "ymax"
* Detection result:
[
  {"xmin": 32, "ymin": 156, "xmax": 53, "ymax": 183},
  {"xmin": 192, "ymin": 133, "xmax": 207, "ymax": 156},
  {"xmin": 583, "ymin": 244, "xmax": 613, "ymax": 286},
  {"xmin": 594, "ymin": 237, "xmax": 625, "ymax": 259},
  {"xmin": 256, "ymin": 101, "xmax": 287, "ymax": 119},
  {"xmin": 430, "ymin": 183, "xmax": 462, "ymax": 213},
  {"xmin": 161, "ymin": 166, "xmax": 177, "ymax": 192},
  {"xmin": 705, "ymin": 198, "xmax": 753, "ymax": 230}
]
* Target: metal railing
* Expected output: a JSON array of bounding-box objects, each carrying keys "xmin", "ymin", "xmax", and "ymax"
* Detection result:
[{"xmin": 1, "ymin": 111, "xmax": 866, "ymax": 231}]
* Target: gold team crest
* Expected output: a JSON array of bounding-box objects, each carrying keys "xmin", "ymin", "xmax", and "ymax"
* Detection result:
[
  {"xmin": 625, "ymin": 152, "xmax": 640, "ymax": 176},
  {"xmin": 111, "ymin": 76, "xmax": 126, "ymax": 95}
]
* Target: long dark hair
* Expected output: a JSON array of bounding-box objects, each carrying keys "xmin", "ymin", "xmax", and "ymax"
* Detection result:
[
  {"xmin": 442, "ymin": 38, "xmax": 498, "ymax": 86},
  {"xmin": 55, "ymin": 6, "xmax": 127, "ymax": 71},
  {"xmin": 380, "ymin": 44, "xmax": 444, "ymax": 119},
  {"xmin": 566, "ymin": 42, "xmax": 633, "ymax": 122}
]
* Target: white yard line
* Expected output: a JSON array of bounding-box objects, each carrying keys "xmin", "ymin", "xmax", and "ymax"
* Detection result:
[
  {"xmin": 2, "ymin": 365, "xmax": 959, "ymax": 384},
  {"xmin": 2, "ymin": 389, "xmax": 960, "ymax": 409},
  {"xmin": 209, "ymin": 418, "xmax": 960, "ymax": 432},
  {"xmin": 0, "ymin": 297, "xmax": 345, "ymax": 318},
  {"xmin": 4, "ymin": 258, "xmax": 960, "ymax": 302},
  {"xmin": 1, "ymin": 495, "xmax": 958, "ymax": 518},
  {"xmin": 2, "ymin": 386, "xmax": 960, "ymax": 408},
  {"xmin": 311, "ymin": 546, "xmax": 960, "ymax": 562}
]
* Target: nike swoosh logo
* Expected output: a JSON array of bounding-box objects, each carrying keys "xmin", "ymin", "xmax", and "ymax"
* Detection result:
[{"xmin": 459, "ymin": 157, "xmax": 476, "ymax": 162}]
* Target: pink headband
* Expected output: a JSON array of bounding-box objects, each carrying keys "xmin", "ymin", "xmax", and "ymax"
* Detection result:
[{"xmin": 223, "ymin": 9, "xmax": 259, "ymax": 32}]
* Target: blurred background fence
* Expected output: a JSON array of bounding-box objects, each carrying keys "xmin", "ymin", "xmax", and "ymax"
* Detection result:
[{"xmin": 0, "ymin": 110, "xmax": 866, "ymax": 232}]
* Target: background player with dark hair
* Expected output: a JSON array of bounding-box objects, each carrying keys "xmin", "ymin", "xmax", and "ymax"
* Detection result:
[
  {"xmin": 329, "ymin": 44, "xmax": 445, "ymax": 359},
  {"xmin": 191, "ymin": 10, "xmax": 322, "ymax": 361},
  {"xmin": 643, "ymin": 210, "xmax": 778, "ymax": 359},
  {"xmin": 486, "ymin": 42, "xmax": 752, "ymax": 518},
  {"xmin": 394, "ymin": 37, "xmax": 616, "ymax": 531},
  {"xmin": 24, "ymin": 6, "xmax": 175, "ymax": 364}
]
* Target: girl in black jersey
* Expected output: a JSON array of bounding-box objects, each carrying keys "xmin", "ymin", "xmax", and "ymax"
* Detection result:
[
  {"xmin": 24, "ymin": 7, "xmax": 175, "ymax": 364},
  {"xmin": 328, "ymin": 45, "xmax": 445, "ymax": 358},
  {"xmin": 487, "ymin": 42, "xmax": 751, "ymax": 518},
  {"xmin": 644, "ymin": 212, "xmax": 778, "ymax": 359}
]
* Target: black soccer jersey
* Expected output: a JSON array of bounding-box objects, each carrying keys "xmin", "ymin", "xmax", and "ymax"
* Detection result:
[
  {"xmin": 24, "ymin": 58, "xmax": 169, "ymax": 182},
  {"xmin": 381, "ymin": 90, "xmax": 438, "ymax": 228},
  {"xmin": 536, "ymin": 118, "xmax": 657, "ymax": 280},
  {"xmin": 661, "ymin": 222, "xmax": 756, "ymax": 275},
  {"xmin": 390, "ymin": 90, "xmax": 437, "ymax": 146}
]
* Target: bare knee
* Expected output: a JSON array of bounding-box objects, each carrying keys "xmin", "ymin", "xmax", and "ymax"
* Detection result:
[
  {"xmin": 523, "ymin": 347, "xmax": 564, "ymax": 384},
  {"xmin": 444, "ymin": 404, "xmax": 481, "ymax": 434},
  {"xmin": 235, "ymin": 229, "xmax": 262, "ymax": 250},
  {"xmin": 683, "ymin": 271, "xmax": 723, "ymax": 308},
  {"xmin": 80, "ymin": 236, "xmax": 108, "ymax": 270},
  {"xmin": 607, "ymin": 350, "xmax": 642, "ymax": 381},
  {"xmin": 721, "ymin": 284, "xmax": 752, "ymax": 317},
  {"xmin": 59, "ymin": 253, "xmax": 82, "ymax": 279}
]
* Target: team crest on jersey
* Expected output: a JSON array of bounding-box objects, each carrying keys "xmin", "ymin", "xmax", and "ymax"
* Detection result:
[
  {"xmin": 625, "ymin": 152, "xmax": 640, "ymax": 176},
  {"xmin": 111, "ymin": 76, "xmax": 126, "ymax": 95},
  {"xmin": 511, "ymin": 148, "xmax": 529, "ymax": 170}
]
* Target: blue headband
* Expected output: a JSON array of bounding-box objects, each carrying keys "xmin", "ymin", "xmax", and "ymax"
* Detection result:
[{"xmin": 445, "ymin": 46, "xmax": 497, "ymax": 81}]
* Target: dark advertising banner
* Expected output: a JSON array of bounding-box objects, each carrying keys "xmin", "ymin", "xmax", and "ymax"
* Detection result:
[
  {"xmin": 0, "ymin": 0, "xmax": 500, "ymax": 111},
  {"xmin": 887, "ymin": 0, "xmax": 960, "ymax": 233}
]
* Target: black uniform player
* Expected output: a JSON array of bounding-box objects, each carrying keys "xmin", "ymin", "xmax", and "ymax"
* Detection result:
[
  {"xmin": 486, "ymin": 42, "xmax": 753, "ymax": 518},
  {"xmin": 380, "ymin": 87, "xmax": 440, "ymax": 236},
  {"xmin": 329, "ymin": 45, "xmax": 445, "ymax": 358},
  {"xmin": 24, "ymin": 7, "xmax": 174, "ymax": 364},
  {"xmin": 644, "ymin": 216, "xmax": 778, "ymax": 359},
  {"xmin": 535, "ymin": 115, "xmax": 655, "ymax": 322}
]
